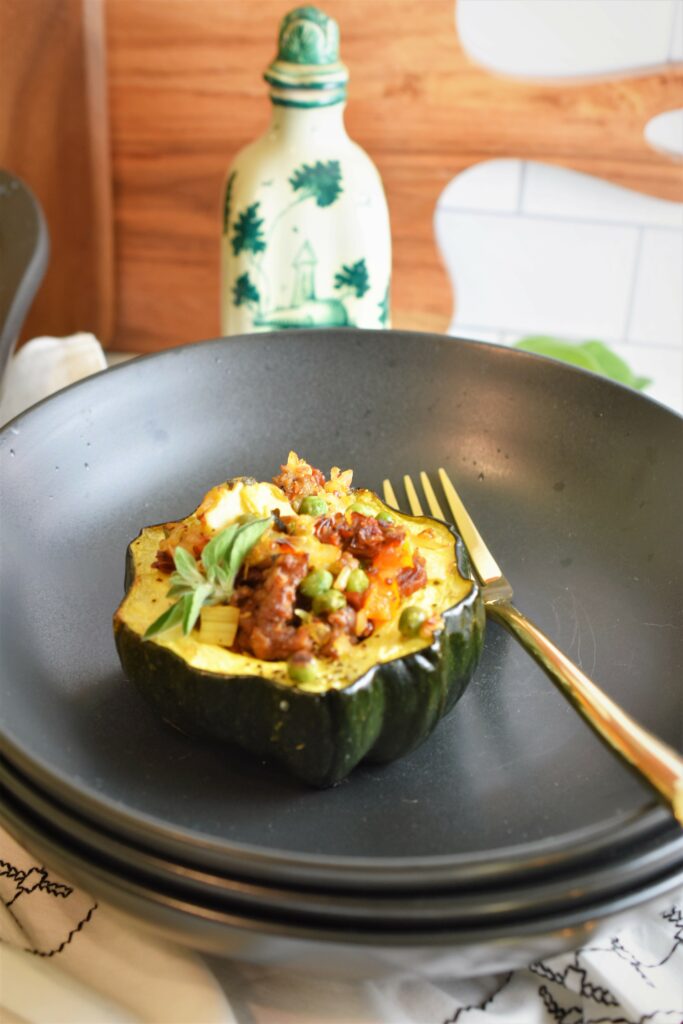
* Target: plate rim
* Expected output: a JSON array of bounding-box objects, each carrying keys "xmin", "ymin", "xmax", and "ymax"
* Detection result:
[{"xmin": 1, "ymin": 330, "xmax": 681, "ymax": 889}]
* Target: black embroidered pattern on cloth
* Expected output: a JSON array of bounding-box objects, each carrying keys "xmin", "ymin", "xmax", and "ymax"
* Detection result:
[
  {"xmin": 0, "ymin": 855, "xmax": 98, "ymax": 958},
  {"xmin": 0, "ymin": 858, "xmax": 73, "ymax": 904},
  {"xmin": 440, "ymin": 903, "xmax": 683, "ymax": 1024},
  {"xmin": 444, "ymin": 973, "xmax": 514, "ymax": 1022}
]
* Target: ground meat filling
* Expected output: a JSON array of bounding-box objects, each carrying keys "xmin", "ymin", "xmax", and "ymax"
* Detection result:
[
  {"xmin": 273, "ymin": 462, "xmax": 325, "ymax": 504},
  {"xmin": 233, "ymin": 512, "xmax": 419, "ymax": 661},
  {"xmin": 234, "ymin": 551, "xmax": 312, "ymax": 661},
  {"xmin": 151, "ymin": 458, "xmax": 434, "ymax": 665},
  {"xmin": 315, "ymin": 512, "xmax": 405, "ymax": 558},
  {"xmin": 320, "ymin": 605, "xmax": 357, "ymax": 659}
]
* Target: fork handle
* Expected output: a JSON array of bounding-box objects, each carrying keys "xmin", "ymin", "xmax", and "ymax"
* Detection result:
[{"xmin": 487, "ymin": 601, "xmax": 683, "ymax": 826}]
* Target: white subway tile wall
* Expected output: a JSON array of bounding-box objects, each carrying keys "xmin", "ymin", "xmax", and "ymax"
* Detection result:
[
  {"xmin": 437, "ymin": 207, "xmax": 639, "ymax": 340},
  {"xmin": 439, "ymin": 160, "xmax": 523, "ymax": 213},
  {"xmin": 628, "ymin": 229, "xmax": 683, "ymax": 347},
  {"xmin": 457, "ymin": 0, "xmax": 679, "ymax": 78},
  {"xmin": 644, "ymin": 109, "xmax": 683, "ymax": 159},
  {"xmin": 522, "ymin": 163, "xmax": 683, "ymax": 229},
  {"xmin": 435, "ymin": 161, "xmax": 683, "ymax": 412}
]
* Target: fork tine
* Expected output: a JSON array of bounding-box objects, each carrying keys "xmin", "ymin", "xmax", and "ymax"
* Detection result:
[
  {"xmin": 438, "ymin": 468, "xmax": 503, "ymax": 585},
  {"xmin": 382, "ymin": 478, "xmax": 399, "ymax": 509},
  {"xmin": 419, "ymin": 471, "xmax": 446, "ymax": 520},
  {"xmin": 403, "ymin": 475, "xmax": 424, "ymax": 516}
]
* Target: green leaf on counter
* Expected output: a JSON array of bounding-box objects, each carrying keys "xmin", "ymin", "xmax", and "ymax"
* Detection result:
[{"xmin": 514, "ymin": 337, "xmax": 651, "ymax": 391}]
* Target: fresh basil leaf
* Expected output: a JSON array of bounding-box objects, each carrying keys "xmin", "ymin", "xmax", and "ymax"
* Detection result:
[
  {"xmin": 182, "ymin": 582, "xmax": 213, "ymax": 635},
  {"xmin": 201, "ymin": 524, "xmax": 239, "ymax": 582},
  {"xmin": 173, "ymin": 546, "xmax": 204, "ymax": 584},
  {"xmin": 213, "ymin": 564, "xmax": 233, "ymax": 591},
  {"xmin": 224, "ymin": 517, "xmax": 272, "ymax": 585},
  {"xmin": 167, "ymin": 583, "xmax": 193, "ymax": 597},
  {"xmin": 143, "ymin": 597, "xmax": 187, "ymax": 640}
]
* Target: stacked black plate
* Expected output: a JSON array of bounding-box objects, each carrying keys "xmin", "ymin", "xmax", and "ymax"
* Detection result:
[{"xmin": 1, "ymin": 332, "xmax": 682, "ymax": 975}]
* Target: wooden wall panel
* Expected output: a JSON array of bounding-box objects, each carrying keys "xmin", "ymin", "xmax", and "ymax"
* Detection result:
[
  {"xmin": 0, "ymin": 0, "xmax": 114, "ymax": 345},
  {"xmin": 99, "ymin": 1, "xmax": 683, "ymax": 349},
  {"xmin": 105, "ymin": 0, "xmax": 683, "ymax": 352}
]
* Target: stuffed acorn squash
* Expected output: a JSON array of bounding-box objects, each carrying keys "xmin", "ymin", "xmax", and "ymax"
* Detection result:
[{"xmin": 113, "ymin": 453, "xmax": 485, "ymax": 786}]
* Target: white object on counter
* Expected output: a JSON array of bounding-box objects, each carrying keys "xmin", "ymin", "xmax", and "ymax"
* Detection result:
[
  {"xmin": 0, "ymin": 830, "xmax": 234, "ymax": 1024},
  {"xmin": 0, "ymin": 333, "xmax": 107, "ymax": 426}
]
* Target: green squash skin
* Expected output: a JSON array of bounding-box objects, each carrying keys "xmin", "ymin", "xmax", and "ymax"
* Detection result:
[{"xmin": 114, "ymin": 521, "xmax": 485, "ymax": 787}]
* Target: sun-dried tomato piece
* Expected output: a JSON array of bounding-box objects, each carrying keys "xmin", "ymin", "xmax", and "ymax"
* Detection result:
[
  {"xmin": 396, "ymin": 554, "xmax": 428, "ymax": 597},
  {"xmin": 152, "ymin": 549, "xmax": 175, "ymax": 573},
  {"xmin": 314, "ymin": 512, "xmax": 405, "ymax": 560}
]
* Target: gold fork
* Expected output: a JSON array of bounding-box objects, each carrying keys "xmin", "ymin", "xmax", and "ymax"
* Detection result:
[{"xmin": 383, "ymin": 469, "xmax": 683, "ymax": 826}]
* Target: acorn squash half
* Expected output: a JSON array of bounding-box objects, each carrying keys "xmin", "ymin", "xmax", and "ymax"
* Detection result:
[{"xmin": 113, "ymin": 456, "xmax": 485, "ymax": 786}]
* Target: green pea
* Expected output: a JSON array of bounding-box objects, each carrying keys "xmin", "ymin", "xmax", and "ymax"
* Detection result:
[
  {"xmin": 312, "ymin": 589, "xmax": 347, "ymax": 615},
  {"xmin": 347, "ymin": 502, "xmax": 375, "ymax": 517},
  {"xmin": 399, "ymin": 606, "xmax": 427, "ymax": 638},
  {"xmin": 346, "ymin": 568, "xmax": 369, "ymax": 593},
  {"xmin": 299, "ymin": 495, "xmax": 327, "ymax": 516},
  {"xmin": 287, "ymin": 655, "xmax": 317, "ymax": 684},
  {"xmin": 300, "ymin": 569, "xmax": 333, "ymax": 598},
  {"xmin": 377, "ymin": 511, "xmax": 394, "ymax": 523}
]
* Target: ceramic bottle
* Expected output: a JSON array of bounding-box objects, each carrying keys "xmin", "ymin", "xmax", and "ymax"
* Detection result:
[{"xmin": 220, "ymin": 6, "xmax": 391, "ymax": 334}]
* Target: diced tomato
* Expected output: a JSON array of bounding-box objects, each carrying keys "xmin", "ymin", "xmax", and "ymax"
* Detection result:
[
  {"xmin": 364, "ymin": 581, "xmax": 400, "ymax": 626},
  {"xmin": 372, "ymin": 537, "xmax": 414, "ymax": 573}
]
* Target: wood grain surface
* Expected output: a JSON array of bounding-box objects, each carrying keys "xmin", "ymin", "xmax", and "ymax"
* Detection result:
[
  {"xmin": 106, "ymin": 0, "xmax": 682, "ymax": 352},
  {"xmin": 6, "ymin": 0, "xmax": 682, "ymax": 352},
  {"xmin": 0, "ymin": 0, "xmax": 114, "ymax": 345}
]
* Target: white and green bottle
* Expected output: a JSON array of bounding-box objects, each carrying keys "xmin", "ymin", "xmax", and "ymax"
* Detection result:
[{"xmin": 220, "ymin": 5, "xmax": 391, "ymax": 334}]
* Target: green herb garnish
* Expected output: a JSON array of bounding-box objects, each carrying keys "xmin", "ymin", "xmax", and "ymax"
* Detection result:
[{"xmin": 144, "ymin": 516, "xmax": 272, "ymax": 640}]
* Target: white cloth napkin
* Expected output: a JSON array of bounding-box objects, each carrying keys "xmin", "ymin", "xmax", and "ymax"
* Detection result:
[
  {"xmin": 0, "ymin": 334, "xmax": 108, "ymax": 426},
  {"xmin": 1, "ymin": 336, "xmax": 682, "ymax": 1024}
]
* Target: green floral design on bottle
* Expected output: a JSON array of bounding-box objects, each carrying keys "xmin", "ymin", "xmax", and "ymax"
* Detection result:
[
  {"xmin": 334, "ymin": 259, "xmax": 370, "ymax": 299},
  {"xmin": 289, "ymin": 161, "xmax": 342, "ymax": 207},
  {"xmin": 378, "ymin": 284, "xmax": 390, "ymax": 327},
  {"xmin": 231, "ymin": 203, "xmax": 266, "ymax": 256},
  {"xmin": 222, "ymin": 171, "xmax": 237, "ymax": 233},
  {"xmin": 232, "ymin": 272, "xmax": 260, "ymax": 310},
  {"xmin": 227, "ymin": 162, "xmax": 379, "ymax": 328}
]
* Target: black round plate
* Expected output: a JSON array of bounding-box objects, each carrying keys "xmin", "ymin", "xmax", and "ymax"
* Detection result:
[
  {"xmin": 1, "ymin": 331, "xmax": 681, "ymax": 889},
  {"xmin": 3, "ymin": 753, "xmax": 682, "ymax": 931},
  {"xmin": 2, "ymin": 771, "xmax": 682, "ymax": 980}
]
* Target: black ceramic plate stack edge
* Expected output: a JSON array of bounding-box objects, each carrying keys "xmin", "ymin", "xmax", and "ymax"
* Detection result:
[{"xmin": 1, "ymin": 332, "xmax": 682, "ymax": 966}]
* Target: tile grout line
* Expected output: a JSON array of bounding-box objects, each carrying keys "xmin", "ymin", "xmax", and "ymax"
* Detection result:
[
  {"xmin": 622, "ymin": 227, "xmax": 645, "ymax": 343},
  {"xmin": 437, "ymin": 205, "xmax": 683, "ymax": 232}
]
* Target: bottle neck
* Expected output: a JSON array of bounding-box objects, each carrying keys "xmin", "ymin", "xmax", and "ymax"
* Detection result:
[{"xmin": 267, "ymin": 100, "xmax": 348, "ymax": 144}]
